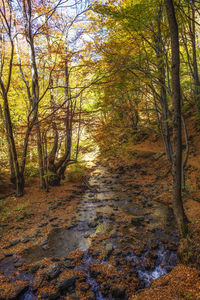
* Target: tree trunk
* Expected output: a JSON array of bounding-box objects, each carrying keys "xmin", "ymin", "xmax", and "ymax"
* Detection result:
[
  {"xmin": 156, "ymin": 4, "xmax": 173, "ymax": 163},
  {"xmin": 2, "ymin": 90, "xmax": 24, "ymax": 196},
  {"xmin": 23, "ymin": 0, "xmax": 46, "ymax": 190},
  {"xmin": 0, "ymin": 104, "xmax": 16, "ymax": 184},
  {"xmin": 191, "ymin": 0, "xmax": 200, "ymax": 112},
  {"xmin": 164, "ymin": 0, "xmax": 188, "ymax": 235}
]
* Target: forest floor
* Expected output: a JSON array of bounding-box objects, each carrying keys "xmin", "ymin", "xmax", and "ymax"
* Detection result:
[{"xmin": 0, "ymin": 124, "xmax": 200, "ymax": 299}]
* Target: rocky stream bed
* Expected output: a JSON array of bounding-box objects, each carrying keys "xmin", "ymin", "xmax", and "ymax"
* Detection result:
[{"xmin": 0, "ymin": 161, "xmax": 179, "ymax": 299}]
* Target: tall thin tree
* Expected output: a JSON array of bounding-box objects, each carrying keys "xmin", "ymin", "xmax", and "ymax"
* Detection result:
[{"xmin": 164, "ymin": 0, "xmax": 188, "ymax": 235}]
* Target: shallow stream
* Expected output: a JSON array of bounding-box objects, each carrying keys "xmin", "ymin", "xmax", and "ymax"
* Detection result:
[{"xmin": 0, "ymin": 162, "xmax": 179, "ymax": 299}]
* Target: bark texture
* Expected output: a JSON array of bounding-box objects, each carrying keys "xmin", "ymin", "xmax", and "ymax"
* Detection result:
[{"xmin": 164, "ymin": 0, "xmax": 188, "ymax": 235}]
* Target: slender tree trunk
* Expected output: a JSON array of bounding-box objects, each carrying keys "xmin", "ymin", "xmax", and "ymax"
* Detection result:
[
  {"xmin": 0, "ymin": 104, "xmax": 16, "ymax": 183},
  {"xmin": 156, "ymin": 4, "xmax": 173, "ymax": 163},
  {"xmin": 164, "ymin": 0, "xmax": 188, "ymax": 235},
  {"xmin": 23, "ymin": 0, "xmax": 46, "ymax": 189},
  {"xmin": 76, "ymin": 97, "xmax": 82, "ymax": 161},
  {"xmin": 191, "ymin": 0, "xmax": 200, "ymax": 112},
  {"xmin": 58, "ymin": 29, "xmax": 73, "ymax": 180},
  {"xmin": 1, "ymin": 91, "xmax": 24, "ymax": 196}
]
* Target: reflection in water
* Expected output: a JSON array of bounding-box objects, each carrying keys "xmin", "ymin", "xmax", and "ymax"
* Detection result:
[
  {"xmin": 22, "ymin": 162, "xmax": 176, "ymax": 266},
  {"xmin": 22, "ymin": 227, "xmax": 92, "ymax": 263}
]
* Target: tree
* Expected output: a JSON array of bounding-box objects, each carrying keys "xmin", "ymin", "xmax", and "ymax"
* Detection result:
[{"xmin": 164, "ymin": 0, "xmax": 188, "ymax": 234}]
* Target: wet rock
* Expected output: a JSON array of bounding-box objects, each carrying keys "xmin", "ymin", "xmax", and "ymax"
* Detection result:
[
  {"xmin": 47, "ymin": 264, "xmax": 61, "ymax": 280},
  {"xmin": 49, "ymin": 217, "xmax": 58, "ymax": 222},
  {"xmin": 22, "ymin": 236, "xmax": 30, "ymax": 243},
  {"xmin": 87, "ymin": 219, "xmax": 98, "ymax": 228},
  {"xmin": 6, "ymin": 239, "xmax": 20, "ymax": 248},
  {"xmin": 30, "ymin": 264, "xmax": 40, "ymax": 273},
  {"xmin": 131, "ymin": 216, "xmax": 144, "ymax": 225},
  {"xmin": 64, "ymin": 258, "xmax": 75, "ymax": 269},
  {"xmin": 84, "ymin": 233, "xmax": 90, "ymax": 238},
  {"xmin": 80, "ymin": 282, "xmax": 90, "ymax": 292},
  {"xmin": 4, "ymin": 252, "xmax": 14, "ymax": 257},
  {"xmin": 146, "ymin": 217, "xmax": 153, "ymax": 224},
  {"xmin": 0, "ymin": 280, "xmax": 29, "ymax": 300},
  {"xmin": 51, "ymin": 258, "xmax": 60, "ymax": 262},
  {"xmin": 14, "ymin": 260, "xmax": 24, "ymax": 268},
  {"xmin": 41, "ymin": 291, "xmax": 60, "ymax": 299},
  {"xmin": 110, "ymin": 230, "xmax": 118, "ymax": 238},
  {"xmin": 167, "ymin": 252, "xmax": 177, "ymax": 265},
  {"xmin": 90, "ymin": 269, "xmax": 100, "ymax": 277},
  {"xmin": 105, "ymin": 243, "xmax": 114, "ymax": 257},
  {"xmin": 51, "ymin": 204, "xmax": 59, "ymax": 210},
  {"xmin": 42, "ymin": 238, "xmax": 48, "ymax": 246},
  {"xmin": 111, "ymin": 287, "xmax": 126, "ymax": 299},
  {"xmin": 57, "ymin": 275, "xmax": 76, "ymax": 291},
  {"xmin": 39, "ymin": 222, "xmax": 48, "ymax": 227}
]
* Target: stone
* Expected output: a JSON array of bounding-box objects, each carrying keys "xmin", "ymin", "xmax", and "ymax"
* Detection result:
[
  {"xmin": 84, "ymin": 233, "xmax": 90, "ymax": 238},
  {"xmin": 80, "ymin": 282, "xmax": 90, "ymax": 292},
  {"xmin": 8, "ymin": 282, "xmax": 29, "ymax": 299},
  {"xmin": 110, "ymin": 230, "xmax": 118, "ymax": 238},
  {"xmin": 39, "ymin": 223, "xmax": 48, "ymax": 227},
  {"xmin": 49, "ymin": 217, "xmax": 58, "ymax": 222},
  {"xmin": 22, "ymin": 236, "xmax": 30, "ymax": 243},
  {"xmin": 131, "ymin": 216, "xmax": 144, "ymax": 225},
  {"xmin": 47, "ymin": 264, "xmax": 61, "ymax": 280},
  {"xmin": 105, "ymin": 243, "xmax": 114, "ymax": 257},
  {"xmin": 64, "ymin": 259, "xmax": 75, "ymax": 269},
  {"xmin": 4, "ymin": 252, "xmax": 14, "ymax": 257},
  {"xmin": 30, "ymin": 264, "xmax": 40, "ymax": 273},
  {"xmin": 87, "ymin": 219, "xmax": 98, "ymax": 228},
  {"xmin": 41, "ymin": 291, "xmax": 60, "ymax": 299},
  {"xmin": 14, "ymin": 261, "xmax": 23, "ymax": 268},
  {"xmin": 9, "ymin": 239, "xmax": 20, "ymax": 247},
  {"xmin": 57, "ymin": 275, "xmax": 76, "ymax": 291},
  {"xmin": 111, "ymin": 287, "xmax": 126, "ymax": 299}
]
